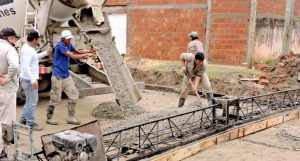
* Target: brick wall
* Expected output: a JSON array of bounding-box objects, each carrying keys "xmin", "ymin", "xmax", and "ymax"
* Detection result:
[
  {"xmin": 105, "ymin": 0, "xmax": 127, "ymax": 6},
  {"xmin": 294, "ymin": 1, "xmax": 300, "ymax": 16},
  {"xmin": 208, "ymin": 0, "xmax": 250, "ymax": 65},
  {"xmin": 127, "ymin": 1, "xmax": 207, "ymax": 60},
  {"xmin": 257, "ymin": 0, "xmax": 286, "ymax": 15},
  {"xmin": 125, "ymin": 0, "xmax": 298, "ymax": 65}
]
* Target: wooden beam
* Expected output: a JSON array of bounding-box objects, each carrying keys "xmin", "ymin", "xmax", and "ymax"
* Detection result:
[
  {"xmin": 282, "ymin": 0, "xmax": 295, "ymax": 55},
  {"xmin": 246, "ymin": 0, "xmax": 257, "ymax": 69},
  {"xmin": 204, "ymin": 0, "xmax": 212, "ymax": 60}
]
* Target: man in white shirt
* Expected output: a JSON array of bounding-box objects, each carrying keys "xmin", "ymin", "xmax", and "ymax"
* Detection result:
[
  {"xmin": 19, "ymin": 30, "xmax": 50, "ymax": 131},
  {"xmin": 0, "ymin": 27, "xmax": 20, "ymax": 159}
]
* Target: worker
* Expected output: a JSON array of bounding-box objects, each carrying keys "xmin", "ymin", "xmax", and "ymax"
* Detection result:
[
  {"xmin": 46, "ymin": 30, "xmax": 95, "ymax": 125},
  {"xmin": 0, "ymin": 28, "xmax": 20, "ymax": 159},
  {"xmin": 178, "ymin": 52, "xmax": 213, "ymax": 107},
  {"xmin": 187, "ymin": 31, "xmax": 204, "ymax": 55},
  {"xmin": 19, "ymin": 30, "xmax": 51, "ymax": 131}
]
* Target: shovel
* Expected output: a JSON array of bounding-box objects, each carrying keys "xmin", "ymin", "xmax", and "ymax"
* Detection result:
[{"xmin": 183, "ymin": 71, "xmax": 202, "ymax": 107}]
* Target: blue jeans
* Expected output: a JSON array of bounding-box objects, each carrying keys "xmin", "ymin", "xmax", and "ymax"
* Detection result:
[{"xmin": 20, "ymin": 79, "xmax": 38, "ymax": 126}]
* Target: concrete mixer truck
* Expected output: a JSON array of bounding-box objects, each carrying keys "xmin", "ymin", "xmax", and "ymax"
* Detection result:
[{"xmin": 0, "ymin": 0, "xmax": 142, "ymax": 108}]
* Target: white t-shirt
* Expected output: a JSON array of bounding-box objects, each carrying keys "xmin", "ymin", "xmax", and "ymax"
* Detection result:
[{"xmin": 20, "ymin": 43, "xmax": 48, "ymax": 83}]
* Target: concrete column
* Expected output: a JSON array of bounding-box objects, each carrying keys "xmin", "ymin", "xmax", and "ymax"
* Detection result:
[
  {"xmin": 205, "ymin": 0, "xmax": 212, "ymax": 60},
  {"xmin": 246, "ymin": 0, "xmax": 257, "ymax": 69},
  {"xmin": 282, "ymin": 0, "xmax": 295, "ymax": 55}
]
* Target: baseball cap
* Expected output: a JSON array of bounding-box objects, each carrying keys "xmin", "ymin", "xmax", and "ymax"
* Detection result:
[
  {"xmin": 0, "ymin": 28, "xmax": 20, "ymax": 39},
  {"xmin": 61, "ymin": 30, "xmax": 73, "ymax": 39},
  {"xmin": 188, "ymin": 31, "xmax": 198, "ymax": 37},
  {"xmin": 27, "ymin": 29, "xmax": 43, "ymax": 40}
]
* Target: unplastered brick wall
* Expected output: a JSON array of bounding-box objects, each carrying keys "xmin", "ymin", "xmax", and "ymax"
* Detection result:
[
  {"xmin": 257, "ymin": 0, "xmax": 286, "ymax": 15},
  {"xmin": 295, "ymin": 1, "xmax": 300, "ymax": 16},
  {"xmin": 127, "ymin": 0, "xmax": 207, "ymax": 60},
  {"xmin": 208, "ymin": 0, "xmax": 250, "ymax": 65},
  {"xmin": 125, "ymin": 0, "xmax": 300, "ymax": 65},
  {"xmin": 105, "ymin": 0, "xmax": 127, "ymax": 6}
]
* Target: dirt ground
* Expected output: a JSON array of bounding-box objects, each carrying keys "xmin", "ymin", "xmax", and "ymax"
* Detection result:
[{"xmin": 184, "ymin": 118, "xmax": 300, "ymax": 161}]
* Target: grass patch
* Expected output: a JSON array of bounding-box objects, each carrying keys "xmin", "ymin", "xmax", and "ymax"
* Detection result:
[
  {"xmin": 146, "ymin": 60, "xmax": 181, "ymax": 73},
  {"xmin": 207, "ymin": 65, "xmax": 264, "ymax": 79},
  {"xmin": 265, "ymin": 58, "xmax": 279, "ymax": 65}
]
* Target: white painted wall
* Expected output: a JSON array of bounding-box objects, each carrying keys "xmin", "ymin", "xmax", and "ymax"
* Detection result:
[{"xmin": 108, "ymin": 13, "xmax": 127, "ymax": 55}]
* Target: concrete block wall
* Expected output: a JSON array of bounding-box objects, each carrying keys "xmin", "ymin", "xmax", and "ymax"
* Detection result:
[
  {"xmin": 208, "ymin": 0, "xmax": 250, "ymax": 65},
  {"xmin": 126, "ymin": 0, "xmax": 207, "ymax": 60}
]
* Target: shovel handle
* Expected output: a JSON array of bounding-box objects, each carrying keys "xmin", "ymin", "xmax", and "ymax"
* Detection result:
[{"xmin": 186, "ymin": 76, "xmax": 202, "ymax": 102}]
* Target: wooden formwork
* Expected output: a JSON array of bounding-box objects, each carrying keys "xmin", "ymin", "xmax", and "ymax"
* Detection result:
[{"xmin": 145, "ymin": 109, "xmax": 300, "ymax": 161}]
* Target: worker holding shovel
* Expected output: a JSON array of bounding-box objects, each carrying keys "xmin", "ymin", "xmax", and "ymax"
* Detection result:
[{"xmin": 178, "ymin": 52, "xmax": 214, "ymax": 107}]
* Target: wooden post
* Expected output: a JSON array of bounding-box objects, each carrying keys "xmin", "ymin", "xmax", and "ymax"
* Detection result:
[
  {"xmin": 282, "ymin": 0, "xmax": 295, "ymax": 55},
  {"xmin": 205, "ymin": 0, "xmax": 212, "ymax": 60},
  {"xmin": 246, "ymin": 0, "xmax": 257, "ymax": 69}
]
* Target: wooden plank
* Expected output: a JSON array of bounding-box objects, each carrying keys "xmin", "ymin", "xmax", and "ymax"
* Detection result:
[
  {"xmin": 238, "ymin": 128, "xmax": 245, "ymax": 138},
  {"xmin": 200, "ymin": 137, "xmax": 217, "ymax": 149},
  {"xmin": 243, "ymin": 120, "xmax": 267, "ymax": 135},
  {"xmin": 204, "ymin": 0, "xmax": 212, "ymax": 59},
  {"xmin": 283, "ymin": 110, "xmax": 300, "ymax": 122},
  {"xmin": 148, "ymin": 137, "xmax": 217, "ymax": 161},
  {"xmin": 230, "ymin": 129, "xmax": 239, "ymax": 140},
  {"xmin": 240, "ymin": 78, "xmax": 259, "ymax": 81},
  {"xmin": 216, "ymin": 132, "xmax": 230, "ymax": 144},
  {"xmin": 246, "ymin": 0, "xmax": 257, "ymax": 69},
  {"xmin": 267, "ymin": 116, "xmax": 284, "ymax": 128},
  {"xmin": 282, "ymin": 0, "xmax": 295, "ymax": 55}
]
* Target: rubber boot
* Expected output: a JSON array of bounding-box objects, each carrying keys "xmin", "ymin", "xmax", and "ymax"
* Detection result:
[
  {"xmin": 67, "ymin": 102, "xmax": 81, "ymax": 125},
  {"xmin": 178, "ymin": 98, "xmax": 186, "ymax": 108},
  {"xmin": 207, "ymin": 93, "xmax": 214, "ymax": 106},
  {"xmin": 46, "ymin": 105, "xmax": 59, "ymax": 125}
]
